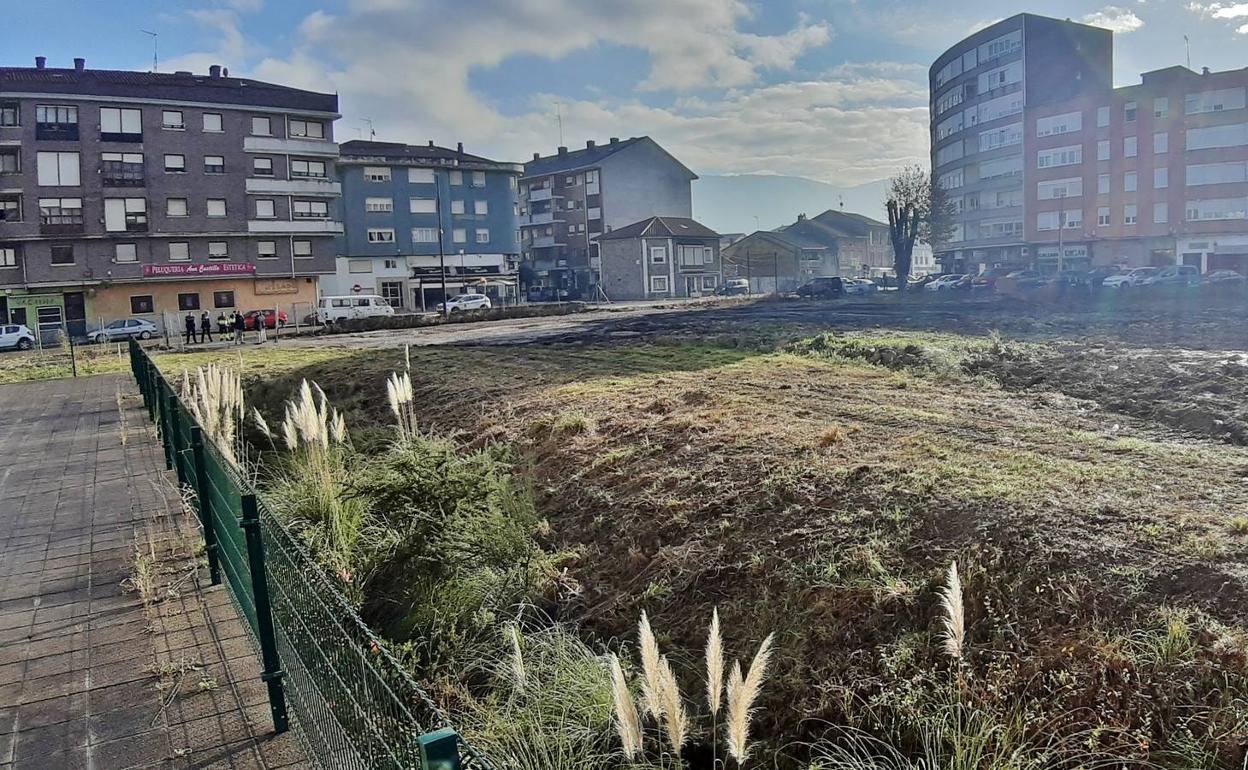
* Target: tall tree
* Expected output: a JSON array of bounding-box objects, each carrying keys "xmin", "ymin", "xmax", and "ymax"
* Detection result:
[{"xmin": 886, "ymin": 165, "xmax": 957, "ymax": 292}]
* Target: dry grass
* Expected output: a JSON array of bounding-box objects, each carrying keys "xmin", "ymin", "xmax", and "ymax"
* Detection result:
[{"xmin": 940, "ymin": 562, "xmax": 965, "ymax": 661}]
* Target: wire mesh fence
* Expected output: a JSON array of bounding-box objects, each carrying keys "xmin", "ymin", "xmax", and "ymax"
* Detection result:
[{"xmin": 129, "ymin": 340, "xmax": 492, "ymax": 770}]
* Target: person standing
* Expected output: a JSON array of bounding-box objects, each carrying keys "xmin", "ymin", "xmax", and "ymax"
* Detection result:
[
  {"xmin": 183, "ymin": 313, "xmax": 197, "ymax": 345},
  {"xmin": 217, "ymin": 311, "xmax": 229, "ymax": 340},
  {"xmin": 233, "ymin": 311, "xmax": 246, "ymax": 345},
  {"xmin": 199, "ymin": 311, "xmax": 213, "ymax": 343}
]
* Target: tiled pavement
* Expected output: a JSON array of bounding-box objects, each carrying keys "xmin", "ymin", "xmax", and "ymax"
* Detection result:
[{"xmin": 0, "ymin": 374, "xmax": 306, "ymax": 769}]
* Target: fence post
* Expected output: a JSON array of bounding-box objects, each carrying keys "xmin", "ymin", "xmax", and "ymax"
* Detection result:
[
  {"xmin": 147, "ymin": 360, "xmax": 159, "ymax": 422},
  {"xmin": 168, "ymin": 393, "xmax": 187, "ymax": 487},
  {"xmin": 158, "ymin": 380, "xmax": 175, "ymax": 472},
  {"xmin": 240, "ymin": 493, "xmax": 289, "ymax": 734},
  {"xmin": 190, "ymin": 426, "xmax": 222, "ymax": 586}
]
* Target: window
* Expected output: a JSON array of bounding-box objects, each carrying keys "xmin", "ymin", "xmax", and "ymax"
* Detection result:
[
  {"xmin": 471, "ymin": 171, "xmax": 485, "ymax": 187},
  {"xmin": 130, "ymin": 295, "xmax": 154, "ymax": 314},
  {"xmin": 291, "ymin": 159, "xmax": 326, "ymax": 178},
  {"xmin": 451, "ymin": 200, "xmax": 465, "ymax": 214},
  {"xmin": 203, "ymin": 155, "xmax": 225, "ymax": 174},
  {"xmin": 1036, "ymin": 211, "xmax": 1060, "ymax": 230},
  {"xmin": 1153, "ymin": 97, "xmax": 1169, "ymax": 119},
  {"xmin": 1154, "ymin": 168, "xmax": 1168, "ymax": 189},
  {"xmin": 178, "ymin": 293, "xmax": 200, "ymax": 311},
  {"xmin": 1098, "ymin": 174, "xmax": 1110, "ymax": 195},
  {"xmin": 474, "ymin": 200, "xmax": 488, "ymax": 215},
  {"xmin": 1097, "ymin": 106, "xmax": 1109, "ymax": 128},
  {"xmin": 1124, "ymin": 101, "xmax": 1137, "ymax": 122},
  {"xmin": 0, "ymin": 195, "xmax": 19, "ymax": 222},
  {"xmin": 114, "ymin": 244, "xmax": 137, "ymax": 263},
  {"xmin": 50, "ymin": 243, "xmax": 74, "ymax": 264},
  {"xmin": 1153, "ymin": 202, "xmax": 1168, "ymax": 224},
  {"xmin": 103, "ymin": 198, "xmax": 147, "ymax": 232},
  {"xmin": 1097, "ymin": 207, "xmax": 1111, "ymax": 226},
  {"xmin": 207, "ymin": 241, "xmax": 228, "ymax": 259},
  {"xmin": 99, "ymin": 107, "xmax": 142, "ymax": 140},
  {"xmin": 39, "ymin": 198, "xmax": 83, "ymax": 226},
  {"xmin": 1124, "ymin": 205, "xmax": 1138, "ymax": 225},
  {"xmin": 408, "ymin": 168, "xmax": 434, "ymax": 183},
  {"xmin": 213, "ymin": 291, "xmax": 235, "ymax": 309},
  {"xmin": 207, "ymin": 199, "xmax": 227, "ymax": 217},
  {"xmin": 1124, "ymin": 136, "xmax": 1137, "ymax": 158},
  {"xmin": 255, "ymin": 199, "xmax": 276, "ymax": 218},
  {"xmin": 253, "ymin": 157, "xmax": 274, "ymax": 176},
  {"xmin": 1124, "ymin": 171, "xmax": 1137, "ymax": 192},
  {"xmin": 1064, "ymin": 209, "xmax": 1082, "ymax": 228},
  {"xmin": 938, "ymin": 169, "xmax": 964, "ymax": 189},
  {"xmin": 1154, "ymin": 132, "xmax": 1168, "ymax": 155},
  {"xmin": 365, "ymin": 197, "xmax": 394, "ymax": 213},
  {"xmin": 169, "ymin": 242, "xmax": 189, "ymax": 261},
  {"xmin": 0, "ymin": 148, "xmax": 18, "ymax": 174},
  {"xmin": 935, "ymin": 143, "xmax": 963, "ymax": 166},
  {"xmin": 383, "ymin": 258, "xmax": 399, "ymax": 269},
  {"xmin": 202, "ymin": 113, "xmax": 223, "ymax": 132},
  {"xmin": 0, "ymin": 246, "xmax": 16, "ymax": 268},
  {"xmin": 475, "ymin": 228, "xmax": 489, "ymax": 243},
  {"xmin": 101, "ymin": 152, "xmax": 144, "ymax": 187},
  {"xmin": 293, "ymin": 200, "xmax": 329, "ymax": 218},
  {"xmin": 1186, "ymin": 198, "xmax": 1248, "ymax": 221},
  {"xmin": 1186, "ymin": 123, "xmax": 1248, "ymax": 150},
  {"xmin": 364, "ymin": 166, "xmax": 390, "ymax": 182},
  {"xmin": 412, "ymin": 227, "xmax": 437, "ymax": 242},
  {"xmin": 650, "ymin": 246, "xmax": 667, "ymax": 264},
  {"xmin": 251, "ymin": 116, "xmax": 272, "ymax": 136},
  {"xmin": 452, "ymin": 228, "xmax": 466, "ymax": 243},
  {"xmin": 449, "ymin": 170, "xmax": 463, "ymax": 185},
  {"xmin": 1097, "ymin": 141, "xmax": 1110, "ymax": 161},
  {"xmin": 1186, "ymin": 161, "xmax": 1248, "ymax": 186},
  {"xmin": 289, "ymin": 119, "xmax": 324, "ymax": 139},
  {"xmin": 167, "ymin": 198, "xmax": 188, "ymax": 217},
  {"xmin": 36, "ymin": 152, "xmax": 80, "ymax": 186},
  {"xmin": 348, "ymin": 259, "xmax": 373, "ymax": 273},
  {"xmin": 367, "ymin": 228, "xmax": 396, "ymax": 243},
  {"xmin": 702, "ymin": 275, "xmax": 718, "ymax": 291},
  {"xmin": 978, "ymin": 123, "xmax": 1023, "ymax": 152},
  {"xmin": 164, "ymin": 154, "xmax": 185, "ymax": 173},
  {"xmin": 1185, "ymin": 88, "xmax": 1247, "ymax": 115},
  {"xmin": 1037, "ymin": 145, "xmax": 1082, "ymax": 168},
  {"xmin": 162, "ymin": 110, "xmax": 184, "ymax": 129},
  {"xmin": 257, "ymin": 241, "xmax": 277, "ymax": 259},
  {"xmin": 650, "ymin": 275, "xmax": 669, "ymax": 292},
  {"xmin": 400, "ymin": 198, "xmax": 435, "ymax": 217},
  {"xmin": 36, "ymin": 105, "xmax": 78, "ymax": 139},
  {"xmin": 293, "ymin": 240, "xmax": 312, "ymax": 257},
  {"xmin": 1037, "ymin": 177, "xmax": 1082, "ymax": 200},
  {"xmin": 0, "ymin": 103, "xmax": 18, "ymax": 126},
  {"xmin": 1035, "ymin": 111, "xmax": 1082, "ymax": 137}
]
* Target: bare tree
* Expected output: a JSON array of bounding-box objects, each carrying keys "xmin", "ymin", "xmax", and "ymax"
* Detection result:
[{"xmin": 886, "ymin": 166, "xmax": 957, "ymax": 292}]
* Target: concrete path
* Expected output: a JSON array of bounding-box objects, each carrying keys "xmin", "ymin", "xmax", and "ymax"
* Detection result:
[{"xmin": 0, "ymin": 374, "xmax": 305, "ymax": 769}]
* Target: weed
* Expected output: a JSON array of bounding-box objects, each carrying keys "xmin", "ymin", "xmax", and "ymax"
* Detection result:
[{"xmin": 1229, "ymin": 516, "xmax": 1248, "ymax": 535}]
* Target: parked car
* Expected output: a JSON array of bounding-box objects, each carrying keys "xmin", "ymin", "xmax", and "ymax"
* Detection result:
[
  {"xmin": 926, "ymin": 274, "xmax": 971, "ymax": 292},
  {"xmin": 1141, "ymin": 265, "xmax": 1200, "ymax": 287},
  {"xmin": 318, "ymin": 295, "xmax": 396, "ymax": 324},
  {"xmin": 795, "ymin": 276, "xmax": 844, "ymax": 299},
  {"xmin": 0, "ymin": 323, "xmax": 35, "ymax": 351},
  {"xmin": 87, "ymin": 318, "xmax": 157, "ymax": 343},
  {"xmin": 1203, "ymin": 269, "xmax": 1246, "ymax": 285},
  {"xmin": 843, "ymin": 278, "xmax": 878, "ymax": 296},
  {"xmin": 1102, "ymin": 267, "xmax": 1157, "ymax": 289},
  {"xmin": 243, "ymin": 309, "xmax": 289, "ymax": 330},
  {"xmin": 908, "ymin": 274, "xmax": 942, "ymax": 290},
  {"xmin": 439, "ymin": 293, "xmax": 492, "ymax": 312},
  {"xmin": 970, "ymin": 266, "xmax": 1021, "ymax": 291},
  {"xmin": 1086, "ymin": 265, "xmax": 1124, "ymax": 287},
  {"xmin": 716, "ymin": 278, "xmax": 751, "ymax": 296}
]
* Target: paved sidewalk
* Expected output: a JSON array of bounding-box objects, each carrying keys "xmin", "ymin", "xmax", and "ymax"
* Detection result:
[{"xmin": 0, "ymin": 374, "xmax": 305, "ymax": 770}]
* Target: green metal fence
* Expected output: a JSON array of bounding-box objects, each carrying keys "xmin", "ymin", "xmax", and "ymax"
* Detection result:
[{"xmin": 129, "ymin": 340, "xmax": 493, "ymax": 770}]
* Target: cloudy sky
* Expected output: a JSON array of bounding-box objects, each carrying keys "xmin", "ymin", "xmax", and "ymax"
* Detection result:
[{"xmin": 7, "ymin": 1, "xmax": 1248, "ymax": 187}]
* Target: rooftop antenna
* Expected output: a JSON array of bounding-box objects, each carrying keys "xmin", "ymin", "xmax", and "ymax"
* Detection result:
[
  {"xmin": 554, "ymin": 101, "xmax": 564, "ymax": 146},
  {"xmin": 839, "ymin": 195, "xmax": 845, "ymax": 210},
  {"xmin": 1184, "ymin": 34, "xmax": 1191, "ymax": 70},
  {"xmin": 361, "ymin": 117, "xmax": 375, "ymax": 140},
  {"xmin": 141, "ymin": 30, "xmax": 158, "ymax": 72}
]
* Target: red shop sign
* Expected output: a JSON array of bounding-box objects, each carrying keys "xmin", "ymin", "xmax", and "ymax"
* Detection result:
[{"xmin": 142, "ymin": 263, "xmax": 257, "ymax": 278}]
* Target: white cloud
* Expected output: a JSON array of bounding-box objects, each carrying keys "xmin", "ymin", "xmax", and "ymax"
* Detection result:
[
  {"xmin": 1082, "ymin": 6, "xmax": 1146, "ymax": 33},
  {"xmin": 1187, "ymin": 2, "xmax": 1248, "ymax": 19}
]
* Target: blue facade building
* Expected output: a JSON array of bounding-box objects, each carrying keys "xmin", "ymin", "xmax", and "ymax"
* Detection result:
[{"xmin": 328, "ymin": 140, "xmax": 522, "ymax": 310}]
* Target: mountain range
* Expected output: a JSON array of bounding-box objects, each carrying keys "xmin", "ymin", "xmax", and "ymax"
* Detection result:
[{"xmin": 691, "ymin": 174, "xmax": 892, "ymax": 235}]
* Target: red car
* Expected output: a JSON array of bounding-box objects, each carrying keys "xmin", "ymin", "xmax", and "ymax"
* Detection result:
[{"xmin": 243, "ymin": 309, "xmax": 288, "ymax": 330}]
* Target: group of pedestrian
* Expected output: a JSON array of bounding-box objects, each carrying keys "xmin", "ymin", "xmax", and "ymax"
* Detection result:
[{"xmin": 183, "ymin": 310, "xmax": 248, "ymax": 345}]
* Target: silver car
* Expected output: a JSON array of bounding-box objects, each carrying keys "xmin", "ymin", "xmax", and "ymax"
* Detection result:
[{"xmin": 88, "ymin": 318, "xmax": 158, "ymax": 343}]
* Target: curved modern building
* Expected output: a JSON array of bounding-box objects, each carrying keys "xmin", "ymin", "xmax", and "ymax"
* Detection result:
[{"xmin": 929, "ymin": 14, "xmax": 1111, "ymax": 273}]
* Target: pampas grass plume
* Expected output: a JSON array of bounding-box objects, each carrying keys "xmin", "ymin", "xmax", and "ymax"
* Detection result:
[
  {"xmin": 638, "ymin": 611, "xmax": 663, "ymax": 719},
  {"xmin": 725, "ymin": 632, "xmax": 774, "ymax": 767},
  {"xmin": 608, "ymin": 653, "xmax": 642, "ymax": 759},
  {"xmin": 941, "ymin": 560, "xmax": 965, "ymax": 660}
]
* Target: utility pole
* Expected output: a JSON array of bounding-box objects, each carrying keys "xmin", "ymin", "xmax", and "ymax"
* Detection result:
[{"xmin": 435, "ymin": 173, "xmax": 449, "ymax": 317}]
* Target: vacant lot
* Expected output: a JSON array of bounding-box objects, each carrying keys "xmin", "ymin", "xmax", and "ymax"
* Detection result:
[{"xmin": 156, "ymin": 297, "xmax": 1248, "ymax": 767}]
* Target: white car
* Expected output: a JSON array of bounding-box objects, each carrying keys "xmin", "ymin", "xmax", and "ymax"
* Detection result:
[
  {"xmin": 318, "ymin": 295, "xmax": 396, "ymax": 324},
  {"xmin": 1102, "ymin": 267, "xmax": 1157, "ymax": 289},
  {"xmin": 88, "ymin": 318, "xmax": 157, "ymax": 343},
  {"xmin": 0, "ymin": 323, "xmax": 35, "ymax": 351},
  {"xmin": 439, "ymin": 293, "xmax": 492, "ymax": 312},
  {"xmin": 843, "ymin": 278, "xmax": 878, "ymax": 295},
  {"xmin": 925, "ymin": 274, "xmax": 968, "ymax": 291}
]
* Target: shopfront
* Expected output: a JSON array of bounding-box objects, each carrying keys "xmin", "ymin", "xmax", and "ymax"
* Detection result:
[
  {"xmin": 410, "ymin": 264, "xmax": 517, "ymax": 311},
  {"xmin": 1, "ymin": 290, "xmax": 91, "ymax": 341}
]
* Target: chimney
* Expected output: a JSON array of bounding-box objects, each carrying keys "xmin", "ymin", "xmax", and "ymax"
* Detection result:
[
  {"xmin": 609, "ymin": 137, "xmax": 619, "ymax": 144},
  {"xmin": 797, "ymin": 213, "xmax": 807, "ymax": 221},
  {"xmin": 428, "ymin": 140, "xmax": 434, "ymax": 147},
  {"xmin": 73, "ymin": 58, "xmax": 85, "ymax": 72},
  {"xmin": 1202, "ymin": 66, "xmax": 1211, "ymax": 75},
  {"xmin": 533, "ymin": 152, "xmax": 541, "ymax": 161},
  {"xmin": 34, "ymin": 56, "xmax": 46, "ymax": 69},
  {"xmin": 209, "ymin": 64, "xmax": 221, "ymax": 78},
  {"xmin": 557, "ymin": 146, "xmax": 568, "ymax": 156},
  {"xmin": 586, "ymin": 140, "xmax": 595, "ymax": 150},
  {"xmin": 222, "ymin": 67, "xmax": 229, "ymax": 77},
  {"xmin": 457, "ymin": 142, "xmax": 463, "ymax": 154}
]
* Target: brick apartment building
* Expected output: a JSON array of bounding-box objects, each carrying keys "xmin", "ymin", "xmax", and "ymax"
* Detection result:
[{"xmin": 0, "ymin": 57, "xmax": 340, "ymax": 337}]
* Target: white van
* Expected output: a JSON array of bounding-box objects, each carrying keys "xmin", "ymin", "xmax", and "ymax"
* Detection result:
[{"xmin": 318, "ymin": 295, "xmax": 396, "ymax": 324}]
